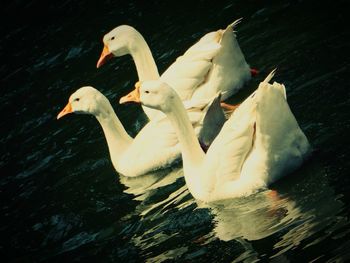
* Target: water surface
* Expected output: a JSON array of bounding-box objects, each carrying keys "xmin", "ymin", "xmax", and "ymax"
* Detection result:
[{"xmin": 1, "ymin": 0, "xmax": 350, "ymax": 262}]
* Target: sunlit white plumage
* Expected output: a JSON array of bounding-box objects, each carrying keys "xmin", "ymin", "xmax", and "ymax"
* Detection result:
[
  {"xmin": 57, "ymin": 86, "xmax": 225, "ymax": 177},
  {"xmin": 136, "ymin": 71, "xmax": 311, "ymax": 202},
  {"xmin": 97, "ymin": 19, "xmax": 251, "ymax": 120}
]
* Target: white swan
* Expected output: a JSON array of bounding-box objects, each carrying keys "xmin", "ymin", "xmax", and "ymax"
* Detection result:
[
  {"xmin": 57, "ymin": 86, "xmax": 226, "ymax": 177},
  {"xmin": 123, "ymin": 70, "xmax": 311, "ymax": 202},
  {"xmin": 97, "ymin": 20, "xmax": 253, "ymax": 120}
]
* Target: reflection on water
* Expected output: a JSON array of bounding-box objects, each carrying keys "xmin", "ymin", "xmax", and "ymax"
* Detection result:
[
  {"xmin": 208, "ymin": 191, "xmax": 289, "ymax": 242},
  {"xmin": 2, "ymin": 0, "xmax": 350, "ymax": 262},
  {"xmin": 209, "ymin": 162, "xmax": 345, "ymax": 260},
  {"xmin": 119, "ymin": 165, "xmax": 183, "ymax": 200},
  {"xmin": 112, "ymin": 157, "xmax": 347, "ymax": 262}
]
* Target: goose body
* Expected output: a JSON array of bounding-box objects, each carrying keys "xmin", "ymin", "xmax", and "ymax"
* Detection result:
[
  {"xmin": 57, "ymin": 86, "xmax": 225, "ymax": 177},
  {"xmin": 127, "ymin": 71, "xmax": 310, "ymax": 202},
  {"xmin": 97, "ymin": 20, "xmax": 251, "ymax": 120}
]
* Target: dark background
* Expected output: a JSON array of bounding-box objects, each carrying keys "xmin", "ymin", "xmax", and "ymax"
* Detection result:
[{"xmin": 1, "ymin": 0, "xmax": 350, "ymax": 262}]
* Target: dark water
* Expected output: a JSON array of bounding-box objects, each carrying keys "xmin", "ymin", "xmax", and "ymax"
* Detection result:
[{"xmin": 1, "ymin": 0, "xmax": 350, "ymax": 262}]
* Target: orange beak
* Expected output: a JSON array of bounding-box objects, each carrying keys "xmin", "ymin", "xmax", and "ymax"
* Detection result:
[
  {"xmin": 119, "ymin": 82, "xmax": 141, "ymax": 104},
  {"xmin": 220, "ymin": 102, "xmax": 240, "ymax": 112},
  {"xmin": 96, "ymin": 45, "xmax": 114, "ymax": 68},
  {"xmin": 57, "ymin": 102, "xmax": 73, "ymax": 120}
]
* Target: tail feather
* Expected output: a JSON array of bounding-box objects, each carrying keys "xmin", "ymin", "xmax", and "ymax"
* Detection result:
[
  {"xmin": 226, "ymin": 18, "xmax": 243, "ymax": 32},
  {"xmin": 263, "ymin": 68, "xmax": 277, "ymax": 84}
]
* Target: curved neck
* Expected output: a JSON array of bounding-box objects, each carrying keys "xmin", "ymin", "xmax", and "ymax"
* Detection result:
[
  {"xmin": 130, "ymin": 31, "xmax": 160, "ymax": 81},
  {"xmin": 95, "ymin": 102, "xmax": 133, "ymax": 163},
  {"xmin": 166, "ymin": 96, "xmax": 205, "ymax": 168},
  {"xmin": 129, "ymin": 30, "xmax": 162, "ymax": 121}
]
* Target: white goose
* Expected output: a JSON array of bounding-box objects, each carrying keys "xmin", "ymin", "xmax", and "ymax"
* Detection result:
[
  {"xmin": 123, "ymin": 71, "xmax": 311, "ymax": 202},
  {"xmin": 57, "ymin": 86, "xmax": 225, "ymax": 177},
  {"xmin": 97, "ymin": 20, "xmax": 254, "ymax": 120}
]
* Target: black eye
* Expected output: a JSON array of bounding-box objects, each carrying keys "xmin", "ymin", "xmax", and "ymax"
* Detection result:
[
  {"xmin": 145, "ymin": 90, "xmax": 150, "ymax": 94},
  {"xmin": 74, "ymin": 98, "xmax": 80, "ymax": 102},
  {"xmin": 111, "ymin": 36, "xmax": 115, "ymax": 40}
]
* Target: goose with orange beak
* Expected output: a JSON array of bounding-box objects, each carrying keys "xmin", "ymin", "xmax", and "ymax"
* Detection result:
[
  {"xmin": 122, "ymin": 70, "xmax": 311, "ymax": 202},
  {"xmin": 57, "ymin": 83, "xmax": 226, "ymax": 177},
  {"xmin": 97, "ymin": 20, "xmax": 257, "ymax": 121}
]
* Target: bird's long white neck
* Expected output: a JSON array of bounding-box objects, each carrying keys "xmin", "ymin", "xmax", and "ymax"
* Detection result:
[
  {"xmin": 130, "ymin": 31, "xmax": 160, "ymax": 81},
  {"xmin": 166, "ymin": 96, "xmax": 205, "ymax": 169},
  {"xmin": 129, "ymin": 31, "xmax": 163, "ymax": 120},
  {"xmin": 95, "ymin": 101, "xmax": 132, "ymax": 163}
]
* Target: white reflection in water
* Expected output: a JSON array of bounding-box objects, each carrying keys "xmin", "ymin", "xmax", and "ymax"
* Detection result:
[
  {"xmin": 118, "ymin": 165, "xmax": 184, "ymax": 201},
  {"xmin": 205, "ymin": 159, "xmax": 345, "ymax": 259},
  {"xmin": 116, "ymin": 159, "xmax": 345, "ymax": 261},
  {"xmin": 205, "ymin": 189, "xmax": 291, "ymax": 241}
]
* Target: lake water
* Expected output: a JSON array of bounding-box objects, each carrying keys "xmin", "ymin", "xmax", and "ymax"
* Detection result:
[{"xmin": 1, "ymin": 0, "xmax": 350, "ymax": 262}]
